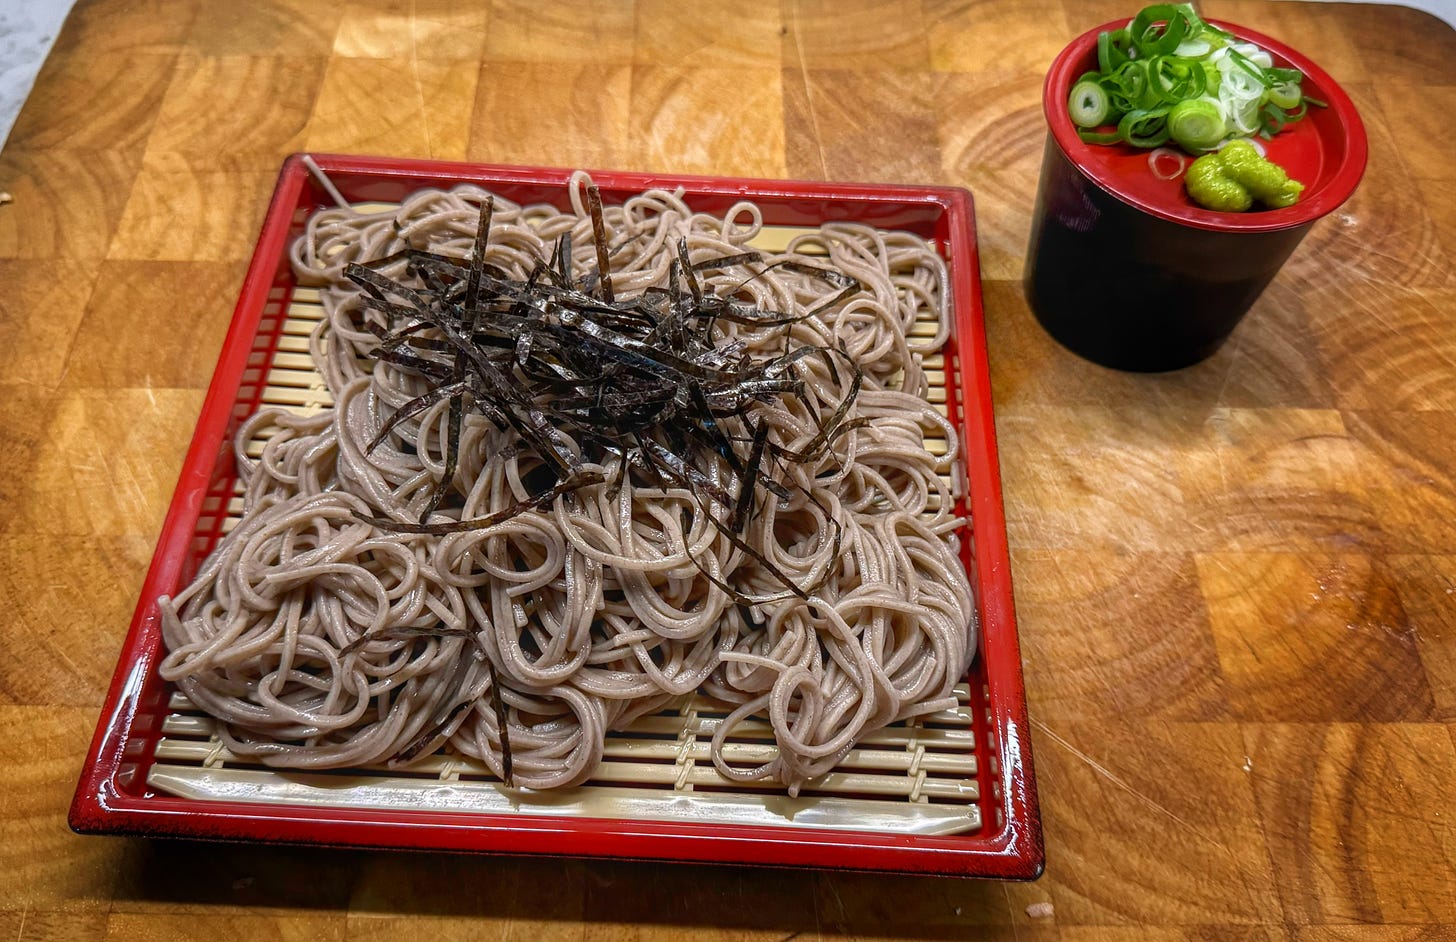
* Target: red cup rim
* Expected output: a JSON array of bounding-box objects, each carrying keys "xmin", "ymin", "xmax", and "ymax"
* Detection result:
[{"xmin": 1044, "ymin": 19, "xmax": 1368, "ymax": 233}]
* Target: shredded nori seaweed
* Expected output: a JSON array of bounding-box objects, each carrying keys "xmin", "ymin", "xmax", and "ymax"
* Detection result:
[
  {"xmin": 346, "ymin": 186, "xmax": 869, "ymax": 776},
  {"xmin": 350, "ymin": 184, "xmax": 862, "ymax": 561},
  {"xmin": 484, "ymin": 657, "xmax": 514, "ymax": 787}
]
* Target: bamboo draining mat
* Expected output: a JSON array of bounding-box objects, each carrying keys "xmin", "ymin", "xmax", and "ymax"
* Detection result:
[{"xmin": 3, "ymin": 0, "xmax": 1456, "ymax": 937}]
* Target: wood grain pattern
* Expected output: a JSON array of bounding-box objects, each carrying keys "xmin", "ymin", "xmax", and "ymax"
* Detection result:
[
  {"xmin": 1390, "ymin": 555, "xmax": 1456, "ymax": 721},
  {"xmin": 1245, "ymin": 724, "xmax": 1456, "ymax": 923},
  {"xmin": 1285, "ymin": 85, "xmax": 1454, "ymax": 293},
  {"xmin": 146, "ymin": 55, "xmax": 328, "ymax": 170},
  {"xmin": 305, "ymin": 57, "xmax": 478, "ymax": 159},
  {"xmin": 783, "ymin": 69, "xmax": 940, "ymax": 182},
  {"xmin": 1197, "ymin": 0, "xmax": 1372, "ymax": 81},
  {"xmin": 346, "ymin": 915, "xmax": 570, "ymax": 942},
  {"xmin": 935, "ymin": 71, "xmax": 1046, "ymax": 280},
  {"xmin": 925, "ymin": 0, "xmax": 1074, "ymax": 76},
  {"xmin": 332, "ymin": 0, "xmax": 489, "ymax": 60},
  {"xmin": 1317, "ymin": 3, "xmax": 1456, "ymax": 83},
  {"xmin": 1421, "ymin": 177, "xmax": 1456, "ymax": 264},
  {"xmin": 2, "ymin": 0, "xmax": 1455, "ymax": 937},
  {"xmin": 782, "ymin": 0, "xmax": 931, "ymax": 70},
  {"xmin": 634, "ymin": 0, "xmax": 782, "ymax": 68},
  {"xmin": 62, "ymin": 261, "xmax": 245, "ymax": 388},
  {"xmin": 0, "ymin": 708, "xmax": 127, "ymax": 912},
  {"xmin": 484, "ymin": 0, "xmax": 635, "ymax": 63},
  {"xmin": 0, "ymin": 387, "xmax": 59, "ymax": 520},
  {"xmin": 1176, "ymin": 408, "xmax": 1383, "ymax": 551},
  {"xmin": 17, "ymin": 912, "xmax": 110, "ymax": 942},
  {"xmin": 1308, "ymin": 286, "xmax": 1456, "ymax": 412},
  {"xmin": 996, "ymin": 405, "xmax": 1201, "ymax": 552},
  {"xmin": 627, "ymin": 67, "xmax": 787, "ymax": 176},
  {"xmin": 1198, "ymin": 553, "xmax": 1436, "ymax": 722},
  {"xmin": 108, "ymin": 843, "xmax": 362, "ymax": 915},
  {"xmin": 0, "ymin": 149, "xmax": 141, "ymax": 259},
  {"xmin": 0, "ymin": 259, "xmax": 101, "ymax": 387},
  {"xmin": 108, "ymin": 154, "xmax": 276, "ymax": 261},
  {"xmin": 6, "ymin": 53, "xmax": 177, "ymax": 154},
  {"xmin": 1013, "ymin": 550, "xmax": 1230, "ymax": 720},
  {"xmin": 469, "ymin": 62, "xmax": 632, "ymax": 168},
  {"xmin": 49, "ymin": 0, "xmax": 199, "ymax": 58},
  {"xmin": 1344, "ymin": 410, "xmax": 1456, "ymax": 554},
  {"xmin": 185, "ymin": 0, "xmax": 345, "ymax": 56},
  {"xmin": 10, "ymin": 388, "xmax": 204, "ymax": 537},
  {"xmin": 984, "ymin": 279, "xmax": 1338, "ymax": 410},
  {"xmin": 0, "ymin": 535, "xmax": 152, "ymax": 706},
  {"xmin": 1035, "ymin": 721, "xmax": 1281, "ymax": 924},
  {"xmin": 103, "ymin": 913, "xmax": 348, "ymax": 942}
]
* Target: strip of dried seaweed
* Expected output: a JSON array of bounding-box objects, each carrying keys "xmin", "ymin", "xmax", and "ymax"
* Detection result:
[
  {"xmin": 485, "ymin": 658, "xmax": 514, "ymax": 787},
  {"xmin": 350, "ymin": 183, "xmax": 864, "ymax": 595},
  {"xmin": 586, "ymin": 186, "xmax": 614, "ymax": 304}
]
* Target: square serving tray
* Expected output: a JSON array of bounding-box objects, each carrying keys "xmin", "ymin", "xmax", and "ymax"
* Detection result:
[{"xmin": 69, "ymin": 154, "xmax": 1041, "ymax": 879}]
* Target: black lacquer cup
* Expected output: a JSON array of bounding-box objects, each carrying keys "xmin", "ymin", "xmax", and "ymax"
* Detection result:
[{"xmin": 1024, "ymin": 20, "xmax": 1368, "ymax": 373}]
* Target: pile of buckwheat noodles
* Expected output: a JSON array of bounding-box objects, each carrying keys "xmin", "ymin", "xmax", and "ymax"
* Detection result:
[{"xmin": 158, "ymin": 171, "xmax": 977, "ymax": 794}]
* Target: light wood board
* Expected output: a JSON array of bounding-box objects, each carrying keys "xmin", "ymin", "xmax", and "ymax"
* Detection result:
[{"xmin": 2, "ymin": 0, "xmax": 1455, "ymax": 938}]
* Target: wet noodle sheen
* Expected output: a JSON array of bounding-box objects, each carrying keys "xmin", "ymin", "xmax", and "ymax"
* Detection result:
[{"xmin": 159, "ymin": 174, "xmax": 977, "ymax": 793}]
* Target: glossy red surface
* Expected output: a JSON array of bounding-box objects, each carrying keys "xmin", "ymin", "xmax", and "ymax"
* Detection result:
[
  {"xmin": 69, "ymin": 155, "xmax": 1042, "ymax": 879},
  {"xmin": 1044, "ymin": 20, "xmax": 1367, "ymax": 232}
]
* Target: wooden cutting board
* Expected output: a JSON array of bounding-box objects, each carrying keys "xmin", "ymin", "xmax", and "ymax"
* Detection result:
[{"xmin": 1, "ymin": 0, "xmax": 1454, "ymax": 938}]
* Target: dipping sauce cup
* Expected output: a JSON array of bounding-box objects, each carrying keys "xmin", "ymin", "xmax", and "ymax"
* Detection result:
[{"xmin": 1023, "ymin": 20, "xmax": 1367, "ymax": 372}]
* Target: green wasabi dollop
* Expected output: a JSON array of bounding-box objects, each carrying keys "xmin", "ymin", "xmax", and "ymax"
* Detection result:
[
  {"xmin": 1186, "ymin": 153, "xmax": 1252, "ymax": 211},
  {"xmin": 1184, "ymin": 140, "xmax": 1305, "ymax": 212},
  {"xmin": 1219, "ymin": 140, "xmax": 1305, "ymax": 208}
]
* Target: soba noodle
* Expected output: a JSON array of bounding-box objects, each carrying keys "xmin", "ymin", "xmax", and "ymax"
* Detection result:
[{"xmin": 158, "ymin": 172, "xmax": 977, "ymax": 793}]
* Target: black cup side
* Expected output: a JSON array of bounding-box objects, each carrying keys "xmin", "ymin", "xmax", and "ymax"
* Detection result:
[{"xmin": 1023, "ymin": 137, "xmax": 1315, "ymax": 373}]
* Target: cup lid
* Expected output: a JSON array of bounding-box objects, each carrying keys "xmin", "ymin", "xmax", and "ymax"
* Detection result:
[{"xmin": 1044, "ymin": 19, "xmax": 1368, "ymax": 232}]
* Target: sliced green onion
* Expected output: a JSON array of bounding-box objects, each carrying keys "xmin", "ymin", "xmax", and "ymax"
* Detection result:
[
  {"xmin": 1119, "ymin": 107, "xmax": 1172, "ymax": 147},
  {"xmin": 1223, "ymin": 84, "xmax": 1264, "ymax": 136},
  {"xmin": 1102, "ymin": 60, "xmax": 1153, "ymax": 113},
  {"xmin": 1098, "ymin": 30, "xmax": 1130, "ymax": 73},
  {"xmin": 1258, "ymin": 101, "xmax": 1291, "ymax": 136},
  {"xmin": 1072, "ymin": 5, "xmax": 1317, "ymax": 159},
  {"xmin": 1202, "ymin": 60, "xmax": 1221, "ymax": 95},
  {"xmin": 1148, "ymin": 146, "xmax": 1189, "ymax": 179},
  {"xmin": 1268, "ymin": 80, "xmax": 1301, "ymax": 110},
  {"xmin": 1245, "ymin": 48, "xmax": 1275, "ymax": 70},
  {"xmin": 1129, "ymin": 3, "xmax": 1195, "ymax": 57},
  {"xmin": 1168, "ymin": 98, "xmax": 1226, "ymax": 150},
  {"xmin": 1226, "ymin": 48, "xmax": 1273, "ymax": 87},
  {"xmin": 1070, "ymin": 79, "xmax": 1113, "ymax": 128},
  {"xmin": 1201, "ymin": 23, "xmax": 1234, "ymax": 45},
  {"xmin": 1303, "ymin": 95, "xmax": 1329, "ymax": 108},
  {"xmin": 1150, "ymin": 55, "xmax": 1207, "ymax": 103}
]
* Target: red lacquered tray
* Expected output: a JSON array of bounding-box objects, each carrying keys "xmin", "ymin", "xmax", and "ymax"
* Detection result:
[{"xmin": 69, "ymin": 154, "xmax": 1041, "ymax": 879}]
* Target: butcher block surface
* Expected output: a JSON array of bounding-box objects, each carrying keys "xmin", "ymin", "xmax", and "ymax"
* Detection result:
[{"xmin": 1, "ymin": 0, "xmax": 1455, "ymax": 938}]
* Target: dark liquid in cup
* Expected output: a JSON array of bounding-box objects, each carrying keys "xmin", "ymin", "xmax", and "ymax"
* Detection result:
[{"xmin": 1023, "ymin": 139, "xmax": 1314, "ymax": 372}]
